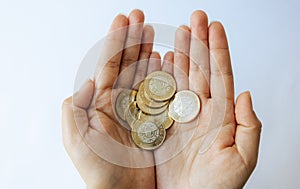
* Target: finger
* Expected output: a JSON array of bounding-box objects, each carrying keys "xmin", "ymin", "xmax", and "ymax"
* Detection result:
[
  {"xmin": 174, "ymin": 25, "xmax": 190, "ymax": 91},
  {"xmin": 73, "ymin": 80, "xmax": 95, "ymax": 108},
  {"xmin": 118, "ymin": 9, "xmax": 145, "ymax": 89},
  {"xmin": 234, "ymin": 91, "xmax": 262, "ymax": 171},
  {"xmin": 147, "ymin": 52, "xmax": 161, "ymax": 74},
  {"xmin": 161, "ymin": 51, "xmax": 174, "ymax": 75},
  {"xmin": 95, "ymin": 14, "xmax": 128, "ymax": 90},
  {"xmin": 62, "ymin": 80, "xmax": 94, "ymax": 147},
  {"xmin": 132, "ymin": 25, "xmax": 154, "ymax": 90},
  {"xmin": 209, "ymin": 22, "xmax": 234, "ymax": 102},
  {"xmin": 189, "ymin": 10, "xmax": 210, "ymax": 99}
]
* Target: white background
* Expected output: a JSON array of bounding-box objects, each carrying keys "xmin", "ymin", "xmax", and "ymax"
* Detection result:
[{"xmin": 1, "ymin": 0, "xmax": 299, "ymax": 188}]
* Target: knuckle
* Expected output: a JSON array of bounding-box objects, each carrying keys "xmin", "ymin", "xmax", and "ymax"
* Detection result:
[
  {"xmin": 253, "ymin": 112, "xmax": 262, "ymax": 130},
  {"xmin": 106, "ymin": 59, "xmax": 120, "ymax": 69},
  {"xmin": 122, "ymin": 56, "xmax": 138, "ymax": 67},
  {"xmin": 256, "ymin": 120, "xmax": 263, "ymax": 134},
  {"xmin": 211, "ymin": 68, "xmax": 233, "ymax": 77}
]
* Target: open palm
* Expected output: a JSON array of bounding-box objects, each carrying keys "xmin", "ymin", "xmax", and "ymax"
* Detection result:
[
  {"xmin": 62, "ymin": 10, "xmax": 157, "ymax": 189},
  {"xmin": 62, "ymin": 10, "xmax": 261, "ymax": 189},
  {"xmin": 155, "ymin": 11, "xmax": 261, "ymax": 189}
]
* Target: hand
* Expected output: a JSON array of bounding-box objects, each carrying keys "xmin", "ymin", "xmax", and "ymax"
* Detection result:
[
  {"xmin": 62, "ymin": 10, "xmax": 157, "ymax": 189},
  {"xmin": 154, "ymin": 11, "xmax": 262, "ymax": 189}
]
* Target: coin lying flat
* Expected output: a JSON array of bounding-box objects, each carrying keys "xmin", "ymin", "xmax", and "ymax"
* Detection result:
[
  {"xmin": 131, "ymin": 119, "xmax": 166, "ymax": 150},
  {"xmin": 144, "ymin": 71, "xmax": 176, "ymax": 101},
  {"xmin": 168, "ymin": 90, "xmax": 200, "ymax": 123},
  {"xmin": 114, "ymin": 70, "xmax": 201, "ymax": 151},
  {"xmin": 115, "ymin": 89, "xmax": 137, "ymax": 120},
  {"xmin": 137, "ymin": 82, "xmax": 168, "ymax": 108}
]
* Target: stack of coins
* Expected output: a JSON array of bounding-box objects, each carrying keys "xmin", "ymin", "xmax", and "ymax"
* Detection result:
[{"xmin": 115, "ymin": 71, "xmax": 200, "ymax": 150}]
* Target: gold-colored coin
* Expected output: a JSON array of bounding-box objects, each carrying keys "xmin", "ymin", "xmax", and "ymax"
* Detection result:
[
  {"xmin": 168, "ymin": 90, "xmax": 200, "ymax": 123},
  {"xmin": 115, "ymin": 70, "xmax": 202, "ymax": 151},
  {"xmin": 137, "ymin": 96, "xmax": 168, "ymax": 115},
  {"xmin": 140, "ymin": 109, "xmax": 174, "ymax": 130},
  {"xmin": 153, "ymin": 110, "xmax": 174, "ymax": 129},
  {"xmin": 115, "ymin": 89, "xmax": 137, "ymax": 120},
  {"xmin": 125, "ymin": 101, "xmax": 141, "ymax": 128},
  {"xmin": 131, "ymin": 119, "xmax": 166, "ymax": 150},
  {"xmin": 143, "ymin": 87, "xmax": 161, "ymax": 103},
  {"xmin": 144, "ymin": 71, "xmax": 176, "ymax": 101},
  {"xmin": 136, "ymin": 82, "xmax": 168, "ymax": 108}
]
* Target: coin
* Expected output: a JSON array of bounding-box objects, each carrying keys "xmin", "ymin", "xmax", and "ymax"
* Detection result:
[
  {"xmin": 140, "ymin": 110, "xmax": 174, "ymax": 130},
  {"xmin": 115, "ymin": 72, "xmax": 200, "ymax": 150},
  {"xmin": 168, "ymin": 90, "xmax": 200, "ymax": 123},
  {"xmin": 137, "ymin": 96, "xmax": 168, "ymax": 115},
  {"xmin": 156, "ymin": 110, "xmax": 174, "ymax": 130},
  {"xmin": 115, "ymin": 89, "xmax": 137, "ymax": 120},
  {"xmin": 131, "ymin": 119, "xmax": 166, "ymax": 150},
  {"xmin": 137, "ymin": 82, "xmax": 168, "ymax": 108},
  {"xmin": 125, "ymin": 101, "xmax": 141, "ymax": 128},
  {"xmin": 144, "ymin": 71, "xmax": 176, "ymax": 101},
  {"xmin": 152, "ymin": 109, "xmax": 174, "ymax": 129}
]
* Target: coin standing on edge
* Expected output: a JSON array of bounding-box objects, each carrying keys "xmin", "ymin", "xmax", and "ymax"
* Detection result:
[
  {"xmin": 115, "ymin": 89, "xmax": 137, "ymax": 121},
  {"xmin": 125, "ymin": 101, "xmax": 141, "ymax": 128},
  {"xmin": 168, "ymin": 90, "xmax": 200, "ymax": 123}
]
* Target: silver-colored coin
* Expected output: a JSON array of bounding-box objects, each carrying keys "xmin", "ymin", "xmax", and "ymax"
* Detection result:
[{"xmin": 168, "ymin": 90, "xmax": 200, "ymax": 123}]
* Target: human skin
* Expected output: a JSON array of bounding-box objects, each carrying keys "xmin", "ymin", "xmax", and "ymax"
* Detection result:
[
  {"xmin": 154, "ymin": 11, "xmax": 262, "ymax": 189},
  {"xmin": 62, "ymin": 10, "xmax": 261, "ymax": 189},
  {"xmin": 62, "ymin": 10, "xmax": 156, "ymax": 189}
]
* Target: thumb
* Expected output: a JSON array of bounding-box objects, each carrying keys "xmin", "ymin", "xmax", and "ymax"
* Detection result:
[
  {"xmin": 62, "ymin": 79, "xmax": 94, "ymax": 148},
  {"xmin": 234, "ymin": 91, "xmax": 262, "ymax": 172}
]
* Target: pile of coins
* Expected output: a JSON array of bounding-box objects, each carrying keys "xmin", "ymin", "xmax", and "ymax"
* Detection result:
[{"xmin": 115, "ymin": 71, "xmax": 200, "ymax": 150}]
